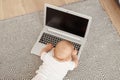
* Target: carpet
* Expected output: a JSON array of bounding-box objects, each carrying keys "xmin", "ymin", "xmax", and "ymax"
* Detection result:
[{"xmin": 0, "ymin": 0, "xmax": 120, "ymax": 80}]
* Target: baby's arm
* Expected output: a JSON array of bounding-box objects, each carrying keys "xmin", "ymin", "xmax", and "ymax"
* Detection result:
[
  {"xmin": 39, "ymin": 43, "xmax": 53, "ymax": 56},
  {"xmin": 72, "ymin": 50, "xmax": 78, "ymax": 68}
]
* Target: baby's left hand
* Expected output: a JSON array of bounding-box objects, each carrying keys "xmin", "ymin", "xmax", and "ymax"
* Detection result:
[
  {"xmin": 46, "ymin": 43, "xmax": 53, "ymax": 50},
  {"xmin": 40, "ymin": 43, "xmax": 53, "ymax": 56},
  {"xmin": 42, "ymin": 43, "xmax": 53, "ymax": 52}
]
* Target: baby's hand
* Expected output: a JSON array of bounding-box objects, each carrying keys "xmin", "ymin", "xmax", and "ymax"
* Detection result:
[
  {"xmin": 46, "ymin": 43, "xmax": 53, "ymax": 50},
  {"xmin": 72, "ymin": 49, "xmax": 78, "ymax": 68},
  {"xmin": 72, "ymin": 49, "xmax": 78, "ymax": 55},
  {"xmin": 41, "ymin": 43, "xmax": 53, "ymax": 53},
  {"xmin": 40, "ymin": 43, "xmax": 53, "ymax": 56}
]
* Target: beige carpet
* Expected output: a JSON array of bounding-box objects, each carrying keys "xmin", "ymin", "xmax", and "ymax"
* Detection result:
[{"xmin": 0, "ymin": 0, "xmax": 120, "ymax": 80}]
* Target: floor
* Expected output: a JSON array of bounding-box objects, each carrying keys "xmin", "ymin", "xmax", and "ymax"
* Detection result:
[
  {"xmin": 0, "ymin": 0, "xmax": 79, "ymax": 20},
  {"xmin": 0, "ymin": 0, "xmax": 120, "ymax": 80},
  {"xmin": 99, "ymin": 0, "xmax": 120, "ymax": 35}
]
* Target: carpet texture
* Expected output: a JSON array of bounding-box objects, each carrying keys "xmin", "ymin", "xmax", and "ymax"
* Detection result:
[{"xmin": 0, "ymin": 0, "xmax": 120, "ymax": 80}]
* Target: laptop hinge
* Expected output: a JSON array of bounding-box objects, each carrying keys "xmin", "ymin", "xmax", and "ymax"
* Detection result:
[{"xmin": 47, "ymin": 28, "xmax": 81, "ymax": 41}]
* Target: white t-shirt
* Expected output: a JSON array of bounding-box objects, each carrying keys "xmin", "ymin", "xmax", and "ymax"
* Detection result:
[{"xmin": 35, "ymin": 50, "xmax": 75, "ymax": 80}]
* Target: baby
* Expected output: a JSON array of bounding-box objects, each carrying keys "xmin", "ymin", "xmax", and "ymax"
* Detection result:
[{"xmin": 32, "ymin": 40, "xmax": 78, "ymax": 80}]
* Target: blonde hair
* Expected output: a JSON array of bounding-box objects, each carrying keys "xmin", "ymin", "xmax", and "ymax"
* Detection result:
[
  {"xmin": 54, "ymin": 40, "xmax": 74, "ymax": 61},
  {"xmin": 56, "ymin": 40, "xmax": 73, "ymax": 47}
]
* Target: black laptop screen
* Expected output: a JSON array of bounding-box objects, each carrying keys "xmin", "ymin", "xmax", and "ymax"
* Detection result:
[{"xmin": 46, "ymin": 7, "xmax": 89, "ymax": 37}]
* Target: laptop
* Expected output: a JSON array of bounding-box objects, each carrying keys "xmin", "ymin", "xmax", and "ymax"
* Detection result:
[{"xmin": 31, "ymin": 4, "xmax": 92, "ymax": 59}]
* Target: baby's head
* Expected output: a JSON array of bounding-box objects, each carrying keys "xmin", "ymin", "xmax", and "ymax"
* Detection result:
[{"xmin": 54, "ymin": 40, "xmax": 74, "ymax": 61}]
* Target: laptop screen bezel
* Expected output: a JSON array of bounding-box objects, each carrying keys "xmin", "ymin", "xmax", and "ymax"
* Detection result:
[{"xmin": 44, "ymin": 4, "xmax": 92, "ymax": 40}]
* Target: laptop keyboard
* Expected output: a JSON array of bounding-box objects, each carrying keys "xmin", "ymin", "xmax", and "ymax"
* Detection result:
[{"xmin": 39, "ymin": 33, "xmax": 81, "ymax": 51}]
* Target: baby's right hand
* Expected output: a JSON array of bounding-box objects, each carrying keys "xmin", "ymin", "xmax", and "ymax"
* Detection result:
[
  {"xmin": 72, "ymin": 50, "xmax": 78, "ymax": 68},
  {"xmin": 72, "ymin": 49, "xmax": 78, "ymax": 55}
]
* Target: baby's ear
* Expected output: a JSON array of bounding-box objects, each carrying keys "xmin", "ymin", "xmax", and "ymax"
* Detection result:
[{"xmin": 72, "ymin": 49, "xmax": 78, "ymax": 55}]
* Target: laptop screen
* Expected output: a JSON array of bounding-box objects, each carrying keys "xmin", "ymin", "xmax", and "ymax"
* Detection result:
[{"xmin": 46, "ymin": 7, "xmax": 89, "ymax": 37}]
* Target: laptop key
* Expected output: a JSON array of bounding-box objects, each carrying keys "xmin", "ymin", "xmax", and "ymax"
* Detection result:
[{"xmin": 39, "ymin": 33, "xmax": 81, "ymax": 51}]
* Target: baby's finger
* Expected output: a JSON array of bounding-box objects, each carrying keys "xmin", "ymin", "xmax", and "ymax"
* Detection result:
[
  {"xmin": 73, "ymin": 49, "xmax": 78, "ymax": 55},
  {"xmin": 47, "ymin": 43, "xmax": 51, "ymax": 45},
  {"xmin": 47, "ymin": 43, "xmax": 53, "ymax": 47},
  {"xmin": 47, "ymin": 43, "xmax": 52, "ymax": 45}
]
